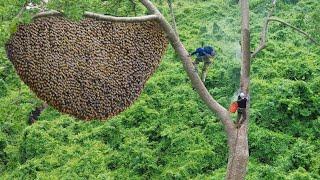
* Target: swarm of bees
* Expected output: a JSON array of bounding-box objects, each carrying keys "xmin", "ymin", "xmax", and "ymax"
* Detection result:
[{"xmin": 6, "ymin": 14, "xmax": 168, "ymax": 120}]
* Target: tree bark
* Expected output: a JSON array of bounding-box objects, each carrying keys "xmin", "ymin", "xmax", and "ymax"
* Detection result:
[
  {"xmin": 84, "ymin": 12, "xmax": 159, "ymax": 22},
  {"xmin": 226, "ymin": 126, "xmax": 249, "ymax": 180},
  {"xmin": 33, "ymin": 10, "xmax": 61, "ymax": 18},
  {"xmin": 226, "ymin": 0, "xmax": 250, "ymax": 179}
]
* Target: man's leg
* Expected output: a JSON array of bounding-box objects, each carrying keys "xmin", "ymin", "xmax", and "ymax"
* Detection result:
[
  {"xmin": 239, "ymin": 109, "xmax": 247, "ymax": 125},
  {"xmin": 193, "ymin": 57, "xmax": 201, "ymax": 74},
  {"xmin": 236, "ymin": 108, "xmax": 242, "ymax": 121},
  {"xmin": 236, "ymin": 108, "xmax": 246, "ymax": 128},
  {"xmin": 201, "ymin": 58, "xmax": 212, "ymax": 82}
]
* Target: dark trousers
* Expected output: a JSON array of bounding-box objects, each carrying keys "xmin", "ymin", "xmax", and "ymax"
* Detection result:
[
  {"xmin": 236, "ymin": 108, "xmax": 246, "ymax": 127},
  {"xmin": 193, "ymin": 55, "xmax": 213, "ymax": 82}
]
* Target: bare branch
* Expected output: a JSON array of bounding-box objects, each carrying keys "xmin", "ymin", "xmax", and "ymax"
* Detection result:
[
  {"xmin": 33, "ymin": 10, "xmax": 62, "ymax": 18},
  {"xmin": 252, "ymin": 0, "xmax": 319, "ymax": 58},
  {"xmin": 167, "ymin": 0, "xmax": 178, "ymax": 35},
  {"xmin": 268, "ymin": 17, "xmax": 319, "ymax": 45},
  {"xmin": 251, "ymin": 0, "xmax": 277, "ymax": 58},
  {"xmin": 84, "ymin": 12, "xmax": 159, "ymax": 22},
  {"xmin": 139, "ymin": 0, "xmax": 234, "ymax": 134},
  {"xmin": 34, "ymin": 11, "xmax": 160, "ymax": 22}
]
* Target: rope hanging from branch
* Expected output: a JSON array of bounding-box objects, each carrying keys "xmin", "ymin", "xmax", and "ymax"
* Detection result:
[{"xmin": 6, "ymin": 11, "xmax": 168, "ymax": 120}]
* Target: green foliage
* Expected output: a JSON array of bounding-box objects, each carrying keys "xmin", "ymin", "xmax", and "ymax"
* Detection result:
[
  {"xmin": 249, "ymin": 125, "xmax": 293, "ymax": 164},
  {"xmin": 47, "ymin": 0, "xmax": 105, "ymax": 20},
  {"xmin": 0, "ymin": 79, "xmax": 7, "ymax": 97},
  {"xmin": 247, "ymin": 162, "xmax": 287, "ymax": 180},
  {"xmin": 289, "ymin": 140, "xmax": 315, "ymax": 171},
  {"xmin": 0, "ymin": 0, "xmax": 319, "ymax": 179},
  {"xmin": 0, "ymin": 132, "xmax": 8, "ymax": 173}
]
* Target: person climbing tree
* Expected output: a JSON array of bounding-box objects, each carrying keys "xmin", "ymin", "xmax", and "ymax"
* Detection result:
[
  {"xmin": 236, "ymin": 92, "xmax": 247, "ymax": 128},
  {"xmin": 189, "ymin": 44, "xmax": 216, "ymax": 82}
]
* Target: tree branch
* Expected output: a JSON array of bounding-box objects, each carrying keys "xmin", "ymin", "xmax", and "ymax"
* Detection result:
[
  {"xmin": 251, "ymin": 0, "xmax": 277, "ymax": 58},
  {"xmin": 33, "ymin": 10, "xmax": 62, "ymax": 18},
  {"xmin": 251, "ymin": 0, "xmax": 319, "ymax": 58},
  {"xmin": 139, "ymin": 0, "xmax": 234, "ymax": 134},
  {"xmin": 84, "ymin": 12, "xmax": 159, "ymax": 22},
  {"xmin": 33, "ymin": 10, "xmax": 160, "ymax": 22},
  {"xmin": 268, "ymin": 17, "xmax": 319, "ymax": 45},
  {"xmin": 167, "ymin": 0, "xmax": 178, "ymax": 35},
  {"xmin": 33, "ymin": 11, "xmax": 159, "ymax": 22}
]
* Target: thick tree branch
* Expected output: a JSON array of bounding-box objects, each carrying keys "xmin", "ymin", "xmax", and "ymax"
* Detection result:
[
  {"xmin": 84, "ymin": 12, "xmax": 159, "ymax": 22},
  {"xmin": 139, "ymin": 0, "xmax": 234, "ymax": 134},
  {"xmin": 34, "ymin": 11, "xmax": 160, "ymax": 22},
  {"xmin": 33, "ymin": 10, "xmax": 61, "ymax": 18}
]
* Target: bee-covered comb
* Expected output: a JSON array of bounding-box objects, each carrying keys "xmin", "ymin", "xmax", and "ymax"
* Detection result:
[{"xmin": 6, "ymin": 11, "xmax": 168, "ymax": 120}]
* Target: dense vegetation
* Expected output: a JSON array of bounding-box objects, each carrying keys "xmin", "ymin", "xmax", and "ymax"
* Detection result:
[{"xmin": 0, "ymin": 0, "xmax": 319, "ymax": 179}]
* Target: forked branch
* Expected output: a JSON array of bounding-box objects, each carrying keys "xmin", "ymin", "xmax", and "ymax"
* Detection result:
[
  {"xmin": 251, "ymin": 0, "xmax": 319, "ymax": 58},
  {"xmin": 251, "ymin": 0, "xmax": 276, "ymax": 58}
]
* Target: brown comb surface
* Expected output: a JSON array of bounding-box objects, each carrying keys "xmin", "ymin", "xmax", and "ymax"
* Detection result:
[{"xmin": 6, "ymin": 15, "xmax": 168, "ymax": 120}]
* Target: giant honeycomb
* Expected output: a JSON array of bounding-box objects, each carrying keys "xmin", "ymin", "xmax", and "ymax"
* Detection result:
[{"xmin": 6, "ymin": 12, "xmax": 168, "ymax": 120}]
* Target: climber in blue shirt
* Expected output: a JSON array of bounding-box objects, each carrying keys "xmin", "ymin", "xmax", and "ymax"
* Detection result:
[{"xmin": 189, "ymin": 45, "xmax": 216, "ymax": 82}]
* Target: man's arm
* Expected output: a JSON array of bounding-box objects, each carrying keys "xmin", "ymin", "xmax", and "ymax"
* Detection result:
[{"xmin": 190, "ymin": 51, "xmax": 197, "ymax": 56}]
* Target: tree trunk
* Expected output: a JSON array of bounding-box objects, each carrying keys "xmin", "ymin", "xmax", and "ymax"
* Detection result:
[
  {"xmin": 225, "ymin": 0, "xmax": 251, "ymax": 179},
  {"xmin": 226, "ymin": 123, "xmax": 249, "ymax": 179}
]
